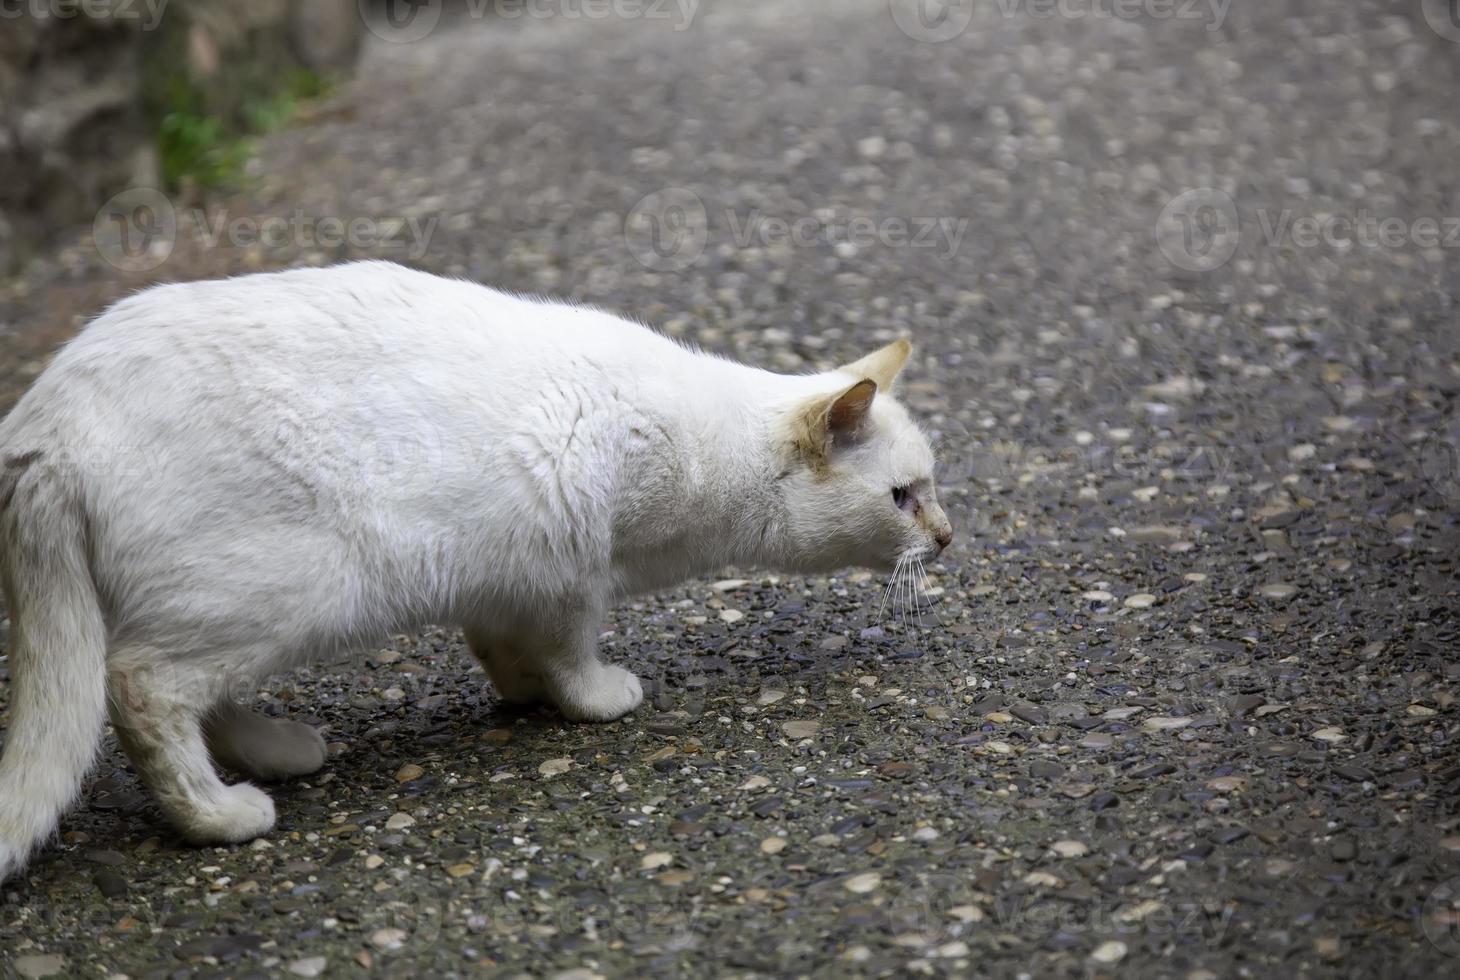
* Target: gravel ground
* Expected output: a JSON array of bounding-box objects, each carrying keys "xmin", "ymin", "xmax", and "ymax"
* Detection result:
[{"xmin": 3, "ymin": 1, "xmax": 1460, "ymax": 977}]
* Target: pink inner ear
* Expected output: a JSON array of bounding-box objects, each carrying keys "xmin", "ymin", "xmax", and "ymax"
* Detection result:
[{"xmin": 827, "ymin": 380, "xmax": 876, "ymax": 435}]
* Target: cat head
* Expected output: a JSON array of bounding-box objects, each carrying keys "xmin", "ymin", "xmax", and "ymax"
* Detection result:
[{"xmin": 775, "ymin": 340, "xmax": 952, "ymax": 574}]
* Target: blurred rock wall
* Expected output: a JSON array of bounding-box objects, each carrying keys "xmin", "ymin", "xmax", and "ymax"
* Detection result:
[{"xmin": 0, "ymin": 0, "xmax": 361, "ymax": 275}]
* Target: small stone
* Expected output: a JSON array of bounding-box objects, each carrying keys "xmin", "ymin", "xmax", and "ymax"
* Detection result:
[
  {"xmin": 1207, "ymin": 776, "xmax": 1247, "ymax": 793},
  {"xmin": 1090, "ymin": 940, "xmax": 1127, "ymax": 964},
  {"xmin": 93, "ymin": 871, "xmax": 129, "ymax": 898},
  {"xmin": 781, "ymin": 720, "xmax": 821, "ymax": 739},
  {"xmin": 365, "ymin": 854, "xmax": 385, "ymax": 869},
  {"xmin": 384, "ymin": 812, "xmax": 415, "ymax": 831},
  {"xmin": 288, "ymin": 957, "xmax": 328, "ymax": 978},
  {"xmin": 1408, "ymin": 704, "xmax": 1438, "ymax": 718},
  {"xmin": 757, "ymin": 689, "xmax": 787, "ymax": 706},
  {"xmin": 1330, "ymin": 838, "xmax": 1358, "ymax": 862},
  {"xmin": 13, "ymin": 955, "xmax": 67, "ymax": 979},
  {"xmin": 640, "ymin": 851, "xmax": 673, "ymax": 870},
  {"xmin": 1143, "ymin": 716, "xmax": 1192, "ymax": 732},
  {"xmin": 1259, "ymin": 582, "xmax": 1298, "ymax": 600},
  {"xmin": 857, "ymin": 135, "xmax": 887, "ymax": 159},
  {"xmin": 369, "ymin": 927, "xmax": 407, "ymax": 951},
  {"xmin": 1311, "ymin": 727, "xmax": 1345, "ymax": 743},
  {"xmin": 843, "ymin": 872, "xmax": 881, "ymax": 894},
  {"xmin": 739, "ymin": 775, "xmax": 772, "ymax": 790},
  {"xmin": 539, "ymin": 757, "xmax": 573, "ymax": 777},
  {"xmin": 912, "ymin": 826, "xmax": 940, "ymax": 842},
  {"xmin": 1124, "ymin": 593, "xmax": 1158, "ymax": 609},
  {"xmin": 1052, "ymin": 840, "xmax": 1089, "ymax": 858},
  {"xmin": 394, "ymin": 764, "xmax": 424, "ymax": 783},
  {"xmin": 1081, "ymin": 590, "xmax": 1115, "ymax": 603},
  {"xmin": 719, "ymin": 609, "xmax": 745, "ymax": 624},
  {"xmin": 711, "ymin": 579, "xmax": 749, "ymax": 591},
  {"xmin": 1438, "ymin": 836, "xmax": 1460, "ymax": 853},
  {"xmin": 1010, "ymin": 703, "xmax": 1048, "ymax": 725},
  {"xmin": 446, "ymin": 863, "xmax": 476, "ymax": 878},
  {"xmin": 761, "ymin": 836, "xmax": 788, "ymax": 854},
  {"xmin": 1102, "ymin": 706, "xmax": 1143, "ymax": 721}
]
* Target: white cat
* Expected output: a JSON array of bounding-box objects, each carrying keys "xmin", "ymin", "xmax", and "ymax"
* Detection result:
[{"xmin": 0, "ymin": 261, "xmax": 951, "ymax": 882}]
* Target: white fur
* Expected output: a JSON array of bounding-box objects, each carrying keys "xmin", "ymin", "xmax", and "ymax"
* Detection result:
[{"xmin": 0, "ymin": 261, "xmax": 949, "ymax": 881}]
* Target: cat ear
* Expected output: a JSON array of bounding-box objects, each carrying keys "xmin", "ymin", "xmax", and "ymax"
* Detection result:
[
  {"xmin": 841, "ymin": 339, "xmax": 912, "ymax": 391},
  {"xmin": 792, "ymin": 378, "xmax": 878, "ymax": 471}
]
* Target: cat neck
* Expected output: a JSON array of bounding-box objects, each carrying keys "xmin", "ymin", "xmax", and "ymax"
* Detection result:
[{"xmin": 612, "ymin": 354, "xmax": 806, "ymax": 588}]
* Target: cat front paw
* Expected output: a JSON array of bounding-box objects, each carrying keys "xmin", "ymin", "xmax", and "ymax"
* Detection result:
[{"xmin": 553, "ymin": 664, "xmax": 644, "ymax": 723}]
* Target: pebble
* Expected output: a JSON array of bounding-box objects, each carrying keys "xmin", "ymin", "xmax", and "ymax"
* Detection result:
[
  {"xmin": 719, "ymin": 609, "xmax": 745, "ymax": 624},
  {"xmin": 384, "ymin": 812, "xmax": 415, "ymax": 831},
  {"xmin": 1090, "ymin": 940, "xmax": 1128, "ymax": 964},
  {"xmin": 288, "ymin": 957, "xmax": 328, "ymax": 978},
  {"xmin": 1052, "ymin": 840, "xmax": 1090, "ymax": 858},
  {"xmin": 761, "ymin": 836, "xmax": 788, "ymax": 854},
  {"xmin": 1123, "ymin": 593, "xmax": 1158, "ymax": 609},
  {"xmin": 843, "ymin": 872, "xmax": 881, "ymax": 894},
  {"xmin": 640, "ymin": 852, "xmax": 673, "ymax": 870},
  {"xmin": 369, "ymin": 928, "xmax": 407, "ymax": 951},
  {"xmin": 13, "ymin": 956, "xmax": 67, "ymax": 979},
  {"xmin": 1207, "ymin": 776, "xmax": 1247, "ymax": 793},
  {"xmin": 539, "ymin": 757, "xmax": 574, "ymax": 777},
  {"xmin": 1259, "ymin": 583, "xmax": 1298, "ymax": 600},
  {"xmin": 781, "ymin": 720, "xmax": 821, "ymax": 739},
  {"xmin": 394, "ymin": 763, "xmax": 424, "ymax": 782},
  {"xmin": 1143, "ymin": 716, "xmax": 1192, "ymax": 731}
]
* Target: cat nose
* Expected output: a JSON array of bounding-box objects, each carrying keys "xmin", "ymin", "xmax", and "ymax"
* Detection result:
[{"xmin": 934, "ymin": 524, "xmax": 953, "ymax": 552}]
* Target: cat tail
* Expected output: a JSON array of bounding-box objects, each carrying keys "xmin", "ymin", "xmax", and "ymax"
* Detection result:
[{"xmin": 0, "ymin": 458, "xmax": 108, "ymax": 885}]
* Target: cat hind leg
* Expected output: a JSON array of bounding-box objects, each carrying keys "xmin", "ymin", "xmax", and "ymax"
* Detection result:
[
  {"xmin": 204, "ymin": 701, "xmax": 327, "ymax": 782},
  {"xmin": 108, "ymin": 650, "xmax": 275, "ymax": 845}
]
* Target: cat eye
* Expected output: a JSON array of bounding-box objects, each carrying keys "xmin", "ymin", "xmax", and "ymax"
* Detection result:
[{"xmin": 892, "ymin": 485, "xmax": 917, "ymax": 513}]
